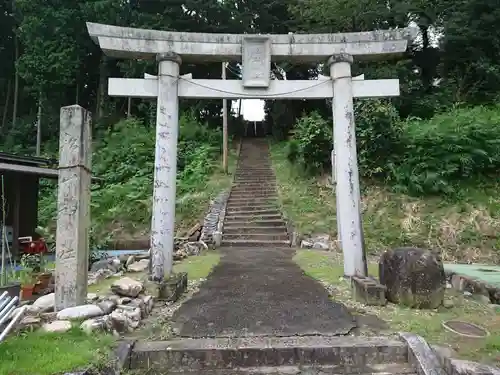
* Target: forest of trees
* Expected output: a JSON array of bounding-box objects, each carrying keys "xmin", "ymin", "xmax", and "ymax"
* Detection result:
[
  {"xmin": 2, "ymin": 0, "xmax": 500, "ymax": 151},
  {"xmin": 1, "ymin": 0, "xmax": 500, "ymax": 244}
]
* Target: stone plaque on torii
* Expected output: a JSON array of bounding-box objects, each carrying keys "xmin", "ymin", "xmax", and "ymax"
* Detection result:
[{"xmin": 87, "ymin": 23, "xmax": 416, "ymax": 281}]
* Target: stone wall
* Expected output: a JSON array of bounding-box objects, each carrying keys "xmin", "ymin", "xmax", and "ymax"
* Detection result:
[{"xmin": 200, "ymin": 190, "xmax": 230, "ymax": 246}]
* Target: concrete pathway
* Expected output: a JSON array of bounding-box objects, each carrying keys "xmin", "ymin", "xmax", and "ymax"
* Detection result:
[
  {"xmin": 171, "ymin": 246, "xmax": 356, "ymax": 337},
  {"xmin": 171, "ymin": 139, "xmax": 355, "ymax": 338}
]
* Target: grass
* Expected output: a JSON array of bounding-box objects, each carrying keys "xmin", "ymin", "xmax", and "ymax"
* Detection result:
[
  {"xmin": 269, "ymin": 141, "xmax": 500, "ymax": 263},
  {"xmin": 0, "ymin": 327, "xmax": 115, "ymax": 375},
  {"xmin": 2, "ymin": 252, "xmax": 221, "ymax": 375},
  {"xmin": 294, "ymin": 249, "xmax": 500, "ymax": 365}
]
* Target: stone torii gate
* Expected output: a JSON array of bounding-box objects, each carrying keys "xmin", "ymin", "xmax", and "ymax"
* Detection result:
[{"xmin": 87, "ymin": 23, "xmax": 416, "ymax": 280}]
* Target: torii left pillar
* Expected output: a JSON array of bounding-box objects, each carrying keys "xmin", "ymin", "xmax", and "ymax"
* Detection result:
[{"xmin": 150, "ymin": 52, "xmax": 181, "ymax": 281}]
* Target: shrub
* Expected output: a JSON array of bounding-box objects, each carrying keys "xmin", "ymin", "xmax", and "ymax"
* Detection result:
[
  {"xmin": 38, "ymin": 113, "xmax": 223, "ymax": 246},
  {"xmin": 388, "ymin": 105, "xmax": 500, "ymax": 194},
  {"xmin": 286, "ymin": 111, "xmax": 332, "ymax": 174},
  {"xmin": 354, "ymin": 99, "xmax": 401, "ymax": 177}
]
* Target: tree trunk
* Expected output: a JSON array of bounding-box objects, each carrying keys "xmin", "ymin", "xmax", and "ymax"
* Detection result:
[
  {"xmin": 1, "ymin": 79, "xmax": 12, "ymax": 134},
  {"xmin": 127, "ymin": 97, "xmax": 132, "ymax": 118},
  {"xmin": 36, "ymin": 89, "xmax": 42, "ymax": 156},
  {"xmin": 12, "ymin": 34, "xmax": 19, "ymax": 130}
]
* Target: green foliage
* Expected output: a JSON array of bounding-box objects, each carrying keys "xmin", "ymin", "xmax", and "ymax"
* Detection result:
[
  {"xmin": 286, "ymin": 112, "xmax": 332, "ymax": 175},
  {"xmin": 38, "ymin": 113, "xmax": 224, "ymax": 247},
  {"xmin": 354, "ymin": 99, "xmax": 401, "ymax": 178},
  {"xmin": 388, "ymin": 105, "xmax": 500, "ymax": 194}
]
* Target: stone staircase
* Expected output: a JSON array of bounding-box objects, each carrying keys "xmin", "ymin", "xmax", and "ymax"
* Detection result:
[
  {"xmin": 222, "ymin": 139, "xmax": 290, "ymax": 248},
  {"xmin": 124, "ymin": 334, "xmax": 437, "ymax": 375}
]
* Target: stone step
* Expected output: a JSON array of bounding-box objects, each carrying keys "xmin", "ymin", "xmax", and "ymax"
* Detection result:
[
  {"xmin": 231, "ymin": 183, "xmax": 275, "ymax": 188},
  {"xmin": 224, "ymin": 233, "xmax": 289, "ymax": 241},
  {"xmin": 152, "ymin": 363, "xmax": 416, "ymax": 375},
  {"xmin": 223, "ymin": 226, "xmax": 288, "ymax": 234},
  {"xmin": 229, "ymin": 193, "xmax": 277, "ymax": 198},
  {"xmin": 225, "ymin": 213, "xmax": 283, "ymax": 221},
  {"xmin": 221, "ymin": 239, "xmax": 291, "ymax": 247},
  {"xmin": 227, "ymin": 197, "xmax": 277, "ymax": 204},
  {"xmin": 231, "ymin": 186, "xmax": 276, "ymax": 192},
  {"xmin": 226, "ymin": 208, "xmax": 281, "ymax": 216},
  {"xmin": 129, "ymin": 336, "xmax": 409, "ymax": 372},
  {"xmin": 234, "ymin": 179, "xmax": 275, "ymax": 184},
  {"xmin": 225, "ymin": 203, "xmax": 278, "ymax": 211},
  {"xmin": 223, "ymin": 219, "xmax": 286, "ymax": 227},
  {"xmin": 234, "ymin": 173, "xmax": 275, "ymax": 177}
]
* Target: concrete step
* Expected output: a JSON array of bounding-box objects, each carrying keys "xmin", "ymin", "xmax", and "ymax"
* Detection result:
[
  {"xmin": 224, "ymin": 226, "xmax": 287, "ymax": 234},
  {"xmin": 227, "ymin": 197, "xmax": 277, "ymax": 204},
  {"xmin": 231, "ymin": 187, "xmax": 276, "ymax": 193},
  {"xmin": 129, "ymin": 336, "xmax": 410, "ymax": 372},
  {"xmin": 149, "ymin": 363, "xmax": 416, "ymax": 375},
  {"xmin": 225, "ymin": 213, "xmax": 283, "ymax": 221},
  {"xmin": 221, "ymin": 239, "xmax": 291, "ymax": 247},
  {"xmin": 226, "ymin": 208, "xmax": 281, "ymax": 216},
  {"xmin": 231, "ymin": 190, "xmax": 278, "ymax": 198},
  {"xmin": 225, "ymin": 204, "xmax": 278, "ymax": 212},
  {"xmin": 223, "ymin": 219, "xmax": 286, "ymax": 227},
  {"xmin": 224, "ymin": 233, "xmax": 289, "ymax": 241}
]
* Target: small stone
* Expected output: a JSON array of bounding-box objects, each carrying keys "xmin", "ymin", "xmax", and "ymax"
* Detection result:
[
  {"xmin": 80, "ymin": 318, "xmax": 105, "ymax": 334},
  {"xmin": 118, "ymin": 297, "xmax": 132, "ymax": 305},
  {"xmin": 42, "ymin": 320, "xmax": 72, "ymax": 333},
  {"xmin": 300, "ymin": 240, "xmax": 313, "ymax": 249},
  {"xmin": 111, "ymin": 277, "xmax": 144, "ymax": 297},
  {"xmin": 127, "ymin": 259, "xmax": 149, "ymax": 272},
  {"xmin": 97, "ymin": 299, "xmax": 117, "ymax": 314},
  {"xmin": 32, "ymin": 293, "xmax": 55, "ymax": 312},
  {"xmin": 473, "ymin": 294, "xmax": 491, "ymax": 304},
  {"xmin": 125, "ymin": 255, "xmax": 136, "ymax": 268},
  {"xmin": 464, "ymin": 291, "xmax": 472, "ymax": 297},
  {"xmin": 443, "ymin": 299, "xmax": 455, "ymax": 308},
  {"xmin": 57, "ymin": 304, "xmax": 104, "ymax": 320},
  {"xmin": 86, "ymin": 293, "xmax": 98, "ymax": 302},
  {"xmin": 19, "ymin": 316, "xmax": 42, "ymax": 329},
  {"xmin": 312, "ymin": 241, "xmax": 329, "ymax": 250}
]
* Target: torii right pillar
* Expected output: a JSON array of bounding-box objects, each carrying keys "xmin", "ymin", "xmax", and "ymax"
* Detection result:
[{"xmin": 329, "ymin": 53, "xmax": 368, "ymax": 278}]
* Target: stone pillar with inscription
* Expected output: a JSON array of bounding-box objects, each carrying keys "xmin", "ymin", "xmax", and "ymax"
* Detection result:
[
  {"xmin": 328, "ymin": 54, "xmax": 367, "ymax": 278},
  {"xmin": 55, "ymin": 105, "xmax": 92, "ymax": 311},
  {"xmin": 150, "ymin": 52, "xmax": 181, "ymax": 282}
]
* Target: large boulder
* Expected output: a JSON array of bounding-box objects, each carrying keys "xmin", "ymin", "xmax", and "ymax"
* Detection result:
[{"xmin": 379, "ymin": 247, "xmax": 446, "ymax": 309}]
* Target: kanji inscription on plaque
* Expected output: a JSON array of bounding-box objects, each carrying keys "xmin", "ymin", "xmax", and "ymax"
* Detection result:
[{"xmin": 242, "ymin": 36, "xmax": 271, "ymax": 88}]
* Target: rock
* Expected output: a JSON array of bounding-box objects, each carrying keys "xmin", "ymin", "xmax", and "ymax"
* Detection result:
[
  {"xmin": 300, "ymin": 239, "xmax": 313, "ymax": 248},
  {"xmin": 141, "ymin": 295, "xmax": 154, "ymax": 314},
  {"xmin": 443, "ymin": 299, "xmax": 455, "ymax": 308},
  {"xmin": 127, "ymin": 259, "xmax": 149, "ymax": 272},
  {"xmin": 464, "ymin": 291, "xmax": 472, "ymax": 297},
  {"xmin": 19, "ymin": 316, "xmax": 42, "ymax": 330},
  {"xmin": 111, "ymin": 277, "xmax": 143, "ymax": 297},
  {"xmin": 57, "ymin": 304, "xmax": 104, "ymax": 320},
  {"xmin": 312, "ymin": 241, "xmax": 329, "ymax": 250},
  {"xmin": 80, "ymin": 318, "xmax": 106, "ymax": 334},
  {"xmin": 32, "ymin": 293, "xmax": 55, "ymax": 312},
  {"xmin": 108, "ymin": 310, "xmax": 131, "ymax": 333},
  {"xmin": 379, "ymin": 247, "xmax": 446, "ymax": 309},
  {"xmin": 118, "ymin": 297, "xmax": 132, "ymax": 305},
  {"xmin": 42, "ymin": 320, "xmax": 72, "ymax": 333},
  {"xmin": 88, "ymin": 268, "xmax": 115, "ymax": 285},
  {"xmin": 97, "ymin": 299, "xmax": 117, "ymax": 314},
  {"xmin": 86, "ymin": 293, "xmax": 98, "ymax": 302},
  {"xmin": 473, "ymin": 294, "xmax": 491, "ymax": 304},
  {"xmin": 182, "ymin": 241, "xmax": 206, "ymax": 256},
  {"xmin": 125, "ymin": 255, "xmax": 136, "ymax": 268}
]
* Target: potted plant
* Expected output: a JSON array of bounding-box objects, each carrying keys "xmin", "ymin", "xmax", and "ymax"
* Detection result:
[{"xmin": 19, "ymin": 267, "xmax": 35, "ymax": 300}]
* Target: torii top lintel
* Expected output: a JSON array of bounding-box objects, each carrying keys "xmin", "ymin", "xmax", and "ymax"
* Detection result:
[{"xmin": 86, "ymin": 22, "xmax": 417, "ymax": 63}]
